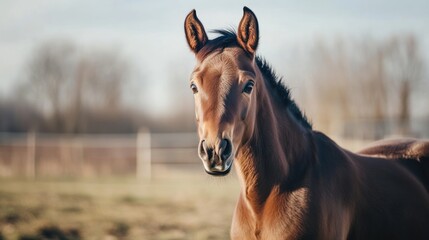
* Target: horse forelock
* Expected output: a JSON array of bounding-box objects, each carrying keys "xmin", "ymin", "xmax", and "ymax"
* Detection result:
[{"xmin": 196, "ymin": 29, "xmax": 238, "ymax": 61}]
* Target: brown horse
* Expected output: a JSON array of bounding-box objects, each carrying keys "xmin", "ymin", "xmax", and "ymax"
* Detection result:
[{"xmin": 184, "ymin": 7, "xmax": 429, "ymax": 240}]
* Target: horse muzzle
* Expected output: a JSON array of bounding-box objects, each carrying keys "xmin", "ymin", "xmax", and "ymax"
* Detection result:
[{"xmin": 198, "ymin": 138, "xmax": 233, "ymax": 176}]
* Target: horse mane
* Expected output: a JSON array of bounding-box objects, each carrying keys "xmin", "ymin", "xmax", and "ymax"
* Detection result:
[{"xmin": 198, "ymin": 29, "xmax": 312, "ymax": 129}]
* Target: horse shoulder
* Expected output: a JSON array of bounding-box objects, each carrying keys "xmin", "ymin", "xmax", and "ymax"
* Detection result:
[{"xmin": 312, "ymin": 133, "xmax": 359, "ymax": 239}]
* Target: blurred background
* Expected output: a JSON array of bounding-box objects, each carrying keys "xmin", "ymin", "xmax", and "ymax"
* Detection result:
[{"xmin": 0, "ymin": 0, "xmax": 428, "ymax": 239}]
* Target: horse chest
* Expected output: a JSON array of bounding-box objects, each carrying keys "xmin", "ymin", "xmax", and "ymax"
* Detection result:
[
  {"xmin": 231, "ymin": 208, "xmax": 305, "ymax": 240},
  {"xmin": 231, "ymin": 190, "xmax": 308, "ymax": 240}
]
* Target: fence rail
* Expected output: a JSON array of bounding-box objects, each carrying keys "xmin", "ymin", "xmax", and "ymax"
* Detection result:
[{"xmin": 0, "ymin": 131, "xmax": 200, "ymax": 179}]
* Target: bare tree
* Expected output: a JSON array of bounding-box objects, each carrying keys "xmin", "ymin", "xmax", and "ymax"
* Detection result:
[
  {"xmin": 22, "ymin": 40, "xmax": 132, "ymax": 133},
  {"xmin": 384, "ymin": 35, "xmax": 423, "ymax": 135},
  {"xmin": 301, "ymin": 35, "xmax": 423, "ymax": 138},
  {"xmin": 25, "ymin": 40, "xmax": 77, "ymax": 131},
  {"xmin": 306, "ymin": 39, "xmax": 354, "ymax": 134}
]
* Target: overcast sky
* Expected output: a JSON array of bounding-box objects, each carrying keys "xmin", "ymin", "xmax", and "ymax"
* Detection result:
[{"xmin": 1, "ymin": 0, "xmax": 428, "ymax": 114}]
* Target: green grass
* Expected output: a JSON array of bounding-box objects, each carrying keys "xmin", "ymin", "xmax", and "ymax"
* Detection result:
[{"xmin": 0, "ymin": 166, "xmax": 240, "ymax": 240}]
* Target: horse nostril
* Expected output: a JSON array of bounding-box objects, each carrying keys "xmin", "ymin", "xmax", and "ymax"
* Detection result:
[
  {"xmin": 199, "ymin": 140, "xmax": 213, "ymax": 161},
  {"xmin": 219, "ymin": 138, "xmax": 232, "ymax": 161}
]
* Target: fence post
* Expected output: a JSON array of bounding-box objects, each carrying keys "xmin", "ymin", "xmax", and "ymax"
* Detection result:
[
  {"xmin": 27, "ymin": 131, "xmax": 36, "ymax": 179},
  {"xmin": 137, "ymin": 128, "xmax": 151, "ymax": 181},
  {"xmin": 74, "ymin": 137, "xmax": 84, "ymax": 177}
]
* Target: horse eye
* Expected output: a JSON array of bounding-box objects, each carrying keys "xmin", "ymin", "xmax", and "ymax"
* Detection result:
[
  {"xmin": 242, "ymin": 80, "xmax": 255, "ymax": 94},
  {"xmin": 190, "ymin": 83, "xmax": 198, "ymax": 94}
]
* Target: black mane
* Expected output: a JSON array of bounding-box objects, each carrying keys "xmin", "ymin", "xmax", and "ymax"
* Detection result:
[
  {"xmin": 256, "ymin": 57, "xmax": 312, "ymax": 129},
  {"xmin": 198, "ymin": 29, "xmax": 312, "ymax": 129}
]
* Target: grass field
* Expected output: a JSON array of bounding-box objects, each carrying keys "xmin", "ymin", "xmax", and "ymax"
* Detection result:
[
  {"xmin": 0, "ymin": 165, "xmax": 240, "ymax": 240},
  {"xmin": 0, "ymin": 138, "xmax": 370, "ymax": 240}
]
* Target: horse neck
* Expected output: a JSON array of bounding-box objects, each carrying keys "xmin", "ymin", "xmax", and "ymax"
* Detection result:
[{"xmin": 235, "ymin": 65, "xmax": 314, "ymax": 210}]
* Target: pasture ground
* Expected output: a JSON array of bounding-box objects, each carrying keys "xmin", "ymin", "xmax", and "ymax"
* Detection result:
[
  {"xmin": 0, "ymin": 138, "xmax": 369, "ymax": 240},
  {"xmin": 0, "ymin": 165, "xmax": 240, "ymax": 240}
]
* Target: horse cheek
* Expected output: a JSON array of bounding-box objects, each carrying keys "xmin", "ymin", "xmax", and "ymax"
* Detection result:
[{"xmin": 240, "ymin": 105, "xmax": 249, "ymax": 121}]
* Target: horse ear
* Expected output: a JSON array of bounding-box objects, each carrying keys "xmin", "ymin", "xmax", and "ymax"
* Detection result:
[
  {"xmin": 237, "ymin": 7, "xmax": 259, "ymax": 56},
  {"xmin": 184, "ymin": 10, "xmax": 208, "ymax": 54}
]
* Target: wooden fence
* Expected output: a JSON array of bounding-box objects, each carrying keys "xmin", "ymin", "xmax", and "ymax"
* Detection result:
[{"xmin": 0, "ymin": 131, "xmax": 200, "ymax": 179}]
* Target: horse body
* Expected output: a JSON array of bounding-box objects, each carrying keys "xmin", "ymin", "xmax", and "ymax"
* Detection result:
[
  {"xmin": 232, "ymin": 132, "xmax": 429, "ymax": 240},
  {"xmin": 184, "ymin": 7, "xmax": 429, "ymax": 239}
]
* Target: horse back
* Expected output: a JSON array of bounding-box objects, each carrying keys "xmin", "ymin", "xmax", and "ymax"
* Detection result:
[
  {"xmin": 358, "ymin": 138, "xmax": 429, "ymax": 159},
  {"xmin": 358, "ymin": 138, "xmax": 429, "ymax": 191}
]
